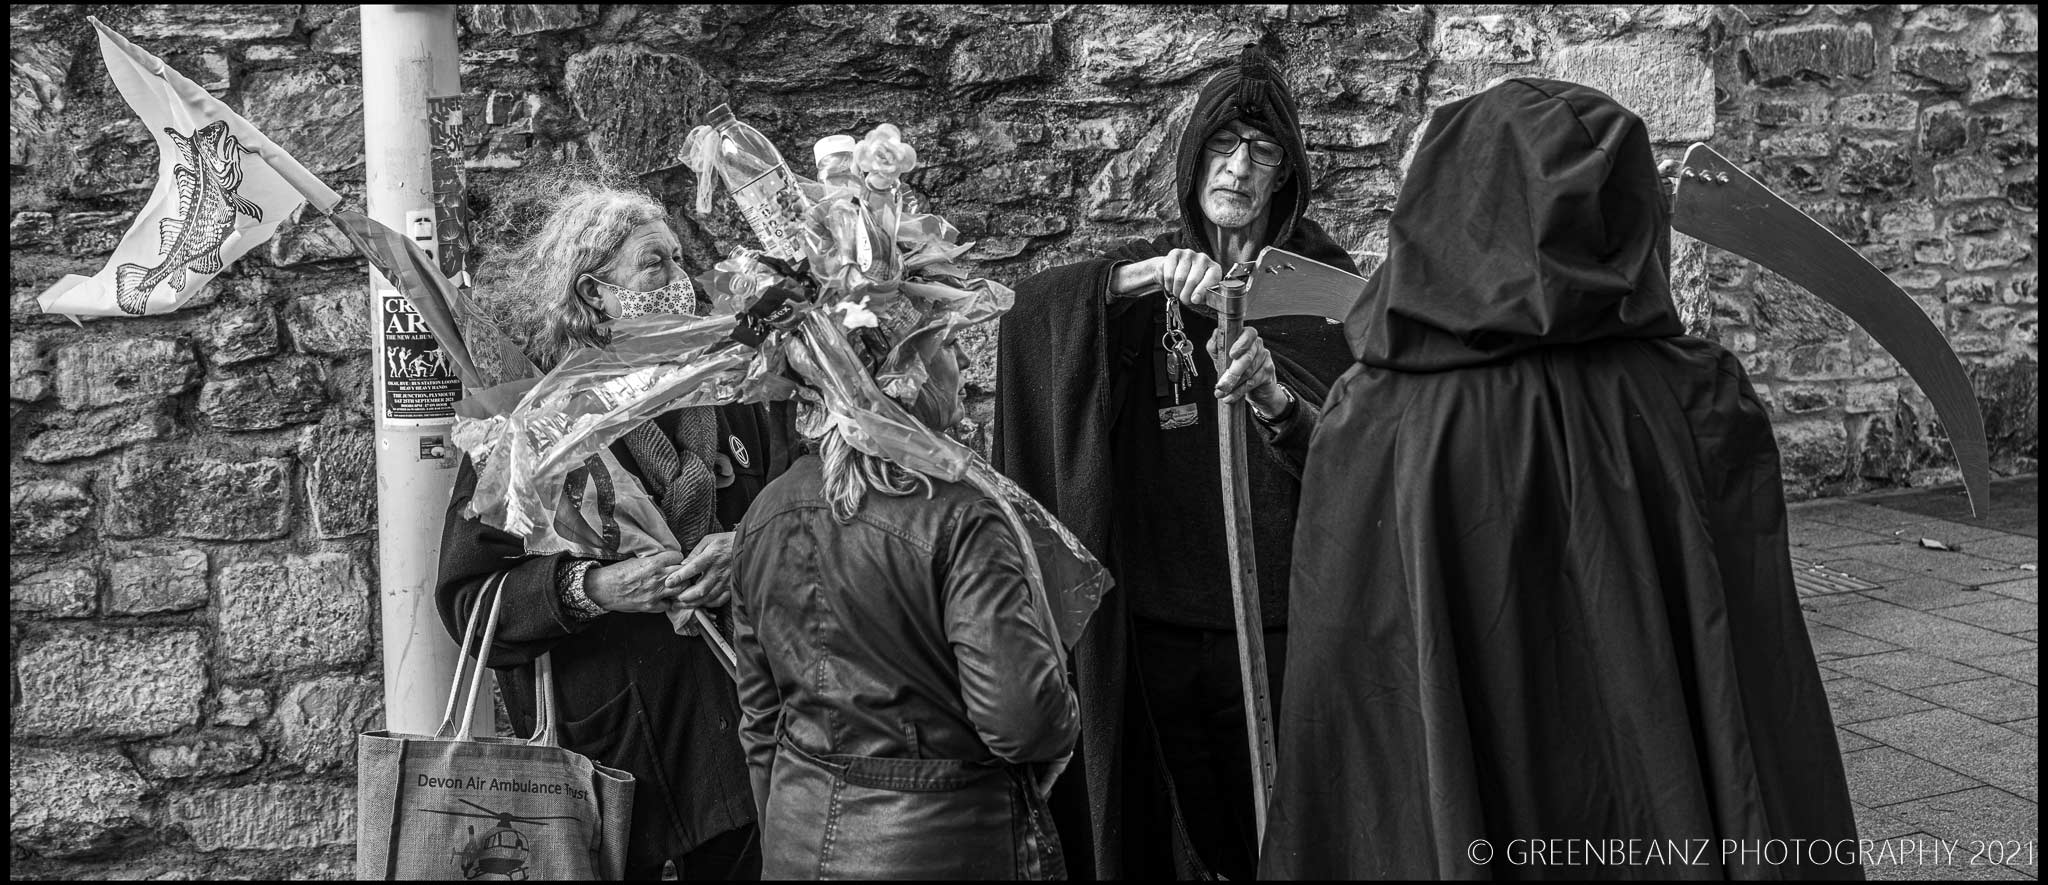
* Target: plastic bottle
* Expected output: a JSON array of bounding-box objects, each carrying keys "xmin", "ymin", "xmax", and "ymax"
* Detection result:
[
  {"xmin": 696, "ymin": 104, "xmax": 810, "ymax": 263},
  {"xmin": 813, "ymin": 134, "xmax": 861, "ymax": 193},
  {"xmin": 808, "ymin": 133, "xmax": 894, "ymax": 287}
]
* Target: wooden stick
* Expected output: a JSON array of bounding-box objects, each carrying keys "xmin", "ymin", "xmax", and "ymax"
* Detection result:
[{"xmin": 1213, "ymin": 272, "xmax": 1278, "ymax": 843}]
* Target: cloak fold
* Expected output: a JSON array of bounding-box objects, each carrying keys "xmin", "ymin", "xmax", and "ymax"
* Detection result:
[{"xmin": 1262, "ymin": 78, "xmax": 1861, "ymax": 880}]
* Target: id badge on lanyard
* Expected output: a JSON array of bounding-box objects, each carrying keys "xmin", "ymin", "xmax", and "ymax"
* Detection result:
[{"xmin": 1156, "ymin": 297, "xmax": 1199, "ymax": 431}]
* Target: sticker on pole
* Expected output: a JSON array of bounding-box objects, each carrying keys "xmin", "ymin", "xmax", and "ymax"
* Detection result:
[{"xmin": 379, "ymin": 288, "xmax": 462, "ymax": 424}]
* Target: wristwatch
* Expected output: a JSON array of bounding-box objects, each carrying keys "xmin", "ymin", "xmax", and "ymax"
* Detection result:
[
  {"xmin": 558, "ymin": 559, "xmax": 606, "ymax": 619},
  {"xmin": 1251, "ymin": 383, "xmax": 1297, "ymax": 424}
]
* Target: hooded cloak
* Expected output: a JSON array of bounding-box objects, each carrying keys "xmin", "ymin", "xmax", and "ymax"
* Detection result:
[
  {"xmin": 994, "ymin": 46, "xmax": 1355, "ymax": 879},
  {"xmin": 1260, "ymin": 78, "xmax": 1861, "ymax": 879}
]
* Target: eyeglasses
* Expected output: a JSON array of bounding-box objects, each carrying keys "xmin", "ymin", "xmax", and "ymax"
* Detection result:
[{"xmin": 1204, "ymin": 130, "xmax": 1287, "ymax": 167}]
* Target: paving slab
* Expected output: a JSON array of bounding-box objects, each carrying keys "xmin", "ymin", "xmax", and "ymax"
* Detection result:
[
  {"xmin": 1828, "ymin": 543, "xmax": 2038, "ymax": 587},
  {"xmin": 1951, "ymin": 534, "xmax": 2041, "ymax": 566},
  {"xmin": 1810, "ymin": 624, "xmax": 1904, "ymax": 662},
  {"xmin": 1828, "ymin": 650, "xmax": 2001, "ymax": 691},
  {"xmin": 1826, "ymin": 675, "xmax": 1941, "ymax": 724},
  {"xmin": 1791, "ymin": 520, "xmax": 1895, "ymax": 550},
  {"xmin": 1983, "ymin": 577, "xmax": 2037, "ymax": 603},
  {"xmin": 1837, "ymin": 729, "xmax": 1880, "ymax": 753},
  {"xmin": 1810, "ymin": 601, "xmax": 2035, "ymax": 661},
  {"xmin": 1965, "ymin": 649, "xmax": 2038, "ymax": 687},
  {"xmin": 1859, "ymin": 577, "xmax": 1994, "ymax": 610},
  {"xmin": 1841, "ymin": 746, "xmax": 1980, "ymax": 807},
  {"xmin": 1848, "ymin": 709, "xmax": 2037, "ymax": 800},
  {"xmin": 1880, "ymin": 787, "xmax": 2039, "ymax": 878},
  {"xmin": 1933, "ymin": 598, "xmax": 2040, "ymax": 637},
  {"xmin": 1904, "ymin": 676, "xmax": 2039, "ymax": 725}
]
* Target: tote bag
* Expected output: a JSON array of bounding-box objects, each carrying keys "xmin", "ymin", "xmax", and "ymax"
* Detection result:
[{"xmin": 357, "ymin": 573, "xmax": 635, "ymax": 879}]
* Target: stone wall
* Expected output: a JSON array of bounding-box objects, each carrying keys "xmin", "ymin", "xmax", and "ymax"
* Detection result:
[{"xmin": 8, "ymin": 4, "xmax": 2036, "ymax": 878}]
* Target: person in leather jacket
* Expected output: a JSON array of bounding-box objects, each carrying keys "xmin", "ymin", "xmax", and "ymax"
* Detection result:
[{"xmin": 730, "ymin": 322, "xmax": 1080, "ymax": 880}]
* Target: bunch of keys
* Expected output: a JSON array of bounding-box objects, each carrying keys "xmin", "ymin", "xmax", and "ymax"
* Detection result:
[{"xmin": 1161, "ymin": 297, "xmax": 1198, "ymax": 403}]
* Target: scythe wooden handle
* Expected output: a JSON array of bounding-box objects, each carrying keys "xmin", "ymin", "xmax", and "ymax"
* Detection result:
[{"xmin": 1213, "ymin": 273, "xmax": 1278, "ymax": 845}]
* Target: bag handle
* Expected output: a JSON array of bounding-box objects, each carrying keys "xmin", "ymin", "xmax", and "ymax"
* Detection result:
[
  {"xmin": 435, "ymin": 572, "xmax": 509, "ymax": 741},
  {"xmin": 528, "ymin": 653, "xmax": 562, "ymax": 748}
]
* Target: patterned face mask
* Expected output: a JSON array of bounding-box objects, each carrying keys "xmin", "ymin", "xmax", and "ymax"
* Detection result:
[{"xmin": 584, "ymin": 274, "xmax": 699, "ymax": 320}]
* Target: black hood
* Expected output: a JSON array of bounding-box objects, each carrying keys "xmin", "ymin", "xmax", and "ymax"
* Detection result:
[
  {"xmin": 1348, "ymin": 78, "xmax": 1682, "ymax": 370},
  {"xmin": 1173, "ymin": 44, "xmax": 1313, "ymax": 257}
]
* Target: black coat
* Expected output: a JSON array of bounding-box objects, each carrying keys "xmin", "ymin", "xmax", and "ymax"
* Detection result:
[
  {"xmin": 1261, "ymin": 79, "xmax": 1862, "ymax": 879},
  {"xmin": 992, "ymin": 48, "xmax": 1356, "ymax": 878},
  {"xmin": 436, "ymin": 401, "xmax": 796, "ymax": 872}
]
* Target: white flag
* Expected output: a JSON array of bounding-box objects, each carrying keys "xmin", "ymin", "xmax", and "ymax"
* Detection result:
[{"xmin": 38, "ymin": 17, "xmax": 343, "ymax": 319}]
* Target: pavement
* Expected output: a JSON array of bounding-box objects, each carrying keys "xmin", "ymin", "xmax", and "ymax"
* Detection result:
[{"xmin": 1791, "ymin": 475, "xmax": 2038, "ymax": 880}]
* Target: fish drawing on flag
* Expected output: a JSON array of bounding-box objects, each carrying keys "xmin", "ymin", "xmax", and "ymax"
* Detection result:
[{"xmin": 112, "ymin": 120, "xmax": 264, "ymax": 315}]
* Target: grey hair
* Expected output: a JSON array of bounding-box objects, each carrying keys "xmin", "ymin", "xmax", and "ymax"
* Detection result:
[{"xmin": 506, "ymin": 181, "xmax": 669, "ymax": 369}]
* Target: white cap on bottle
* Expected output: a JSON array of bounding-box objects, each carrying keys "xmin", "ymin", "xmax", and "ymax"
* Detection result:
[{"xmin": 814, "ymin": 134, "xmax": 858, "ymax": 167}]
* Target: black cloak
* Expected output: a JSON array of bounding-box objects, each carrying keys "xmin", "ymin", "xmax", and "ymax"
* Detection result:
[
  {"xmin": 994, "ymin": 47, "xmax": 1355, "ymax": 879},
  {"xmin": 1260, "ymin": 79, "xmax": 1863, "ymax": 879}
]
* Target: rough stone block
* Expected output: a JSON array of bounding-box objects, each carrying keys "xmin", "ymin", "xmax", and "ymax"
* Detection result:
[
  {"xmin": 10, "ymin": 336, "xmax": 51, "ymax": 402},
  {"xmin": 209, "ymin": 305, "xmax": 281, "ymax": 366},
  {"xmin": 1918, "ymin": 102, "xmax": 1970, "ymax": 156},
  {"xmin": 199, "ymin": 357, "xmax": 327, "ymax": 432},
  {"xmin": 215, "ymin": 686, "xmax": 273, "ymax": 727},
  {"xmin": 949, "ymin": 23, "xmax": 1055, "ymax": 89},
  {"xmin": 1753, "ymin": 269, "xmax": 1852, "ymax": 342},
  {"xmin": 1745, "ymin": 23, "xmax": 1877, "ymax": 86},
  {"xmin": 1754, "ymin": 96, "xmax": 1826, "ymax": 128},
  {"xmin": 217, "ymin": 552, "xmax": 372, "ymax": 677},
  {"xmin": 565, "ymin": 46, "xmax": 723, "ymax": 177},
  {"xmin": 9, "ymin": 746, "xmax": 151, "ymax": 858},
  {"xmin": 15, "ymin": 627, "xmax": 206, "ymax": 738},
  {"xmin": 1932, "ymin": 157, "xmax": 2003, "ymax": 203},
  {"xmin": 56, "ymin": 210, "xmax": 138, "ymax": 256},
  {"xmin": 1774, "ymin": 420, "xmax": 1849, "ymax": 488},
  {"xmin": 24, "ymin": 400, "xmax": 177, "ymax": 464},
  {"xmin": 305, "ymin": 423, "xmax": 375, "ymax": 539},
  {"xmin": 1971, "ymin": 61, "xmax": 2038, "ymax": 105},
  {"xmin": 308, "ymin": 4, "xmax": 360, "ymax": 55},
  {"xmin": 11, "ymin": 567, "xmax": 99, "ymax": 618},
  {"xmin": 135, "ymin": 729, "xmax": 267, "ymax": 780},
  {"xmin": 52, "ymin": 337, "xmax": 201, "ymax": 410},
  {"xmin": 1433, "ymin": 14, "xmax": 1539, "ymax": 64},
  {"xmin": 1085, "ymin": 119, "xmax": 1179, "ymax": 223},
  {"xmin": 240, "ymin": 66, "xmax": 364, "ymax": 175},
  {"xmin": 1544, "ymin": 40, "xmax": 1714, "ymax": 142},
  {"xmin": 107, "ymin": 451, "xmax": 293, "ymax": 541},
  {"xmin": 277, "ymin": 676, "xmax": 384, "ymax": 772},
  {"xmin": 1945, "ymin": 276, "xmax": 1999, "ymax": 305},
  {"xmin": 1077, "ymin": 17, "xmax": 1262, "ymax": 87},
  {"xmin": 1992, "ymin": 9, "xmax": 2038, "ymax": 53},
  {"xmin": 107, "ymin": 548, "xmax": 210, "ymax": 615},
  {"xmin": 1835, "ymin": 93, "xmax": 1919, "ymax": 132},
  {"xmin": 283, "ymin": 283, "xmax": 372, "ymax": 356},
  {"xmin": 1760, "ymin": 130, "xmax": 1836, "ymax": 159},
  {"xmin": 1894, "ymin": 44, "xmax": 1973, "ymax": 92},
  {"xmin": 10, "ymin": 478, "xmax": 93, "ymax": 554},
  {"xmin": 167, "ymin": 784, "xmax": 356, "ymax": 852},
  {"xmin": 1956, "ymin": 236, "xmax": 2032, "ymax": 272},
  {"xmin": 10, "ymin": 41, "xmax": 71, "ymax": 169},
  {"xmin": 463, "ymin": 4, "xmax": 596, "ymax": 35},
  {"xmin": 1836, "ymin": 138, "xmax": 1915, "ymax": 198},
  {"xmin": 266, "ymin": 217, "xmax": 360, "ymax": 267},
  {"xmin": 127, "ymin": 5, "xmax": 300, "ymax": 40}
]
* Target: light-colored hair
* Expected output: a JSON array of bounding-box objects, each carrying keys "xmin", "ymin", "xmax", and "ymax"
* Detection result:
[
  {"xmin": 504, "ymin": 180, "xmax": 669, "ymax": 369},
  {"xmin": 817, "ymin": 426, "xmax": 936, "ymax": 522}
]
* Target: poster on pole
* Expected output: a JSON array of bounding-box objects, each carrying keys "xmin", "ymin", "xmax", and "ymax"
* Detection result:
[
  {"xmin": 376, "ymin": 209, "xmax": 463, "ymax": 426},
  {"xmin": 427, "ymin": 95, "xmax": 475, "ymax": 289}
]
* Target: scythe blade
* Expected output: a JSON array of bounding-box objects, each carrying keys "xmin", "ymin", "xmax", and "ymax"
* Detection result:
[{"xmin": 1670, "ymin": 143, "xmax": 1991, "ymax": 515}]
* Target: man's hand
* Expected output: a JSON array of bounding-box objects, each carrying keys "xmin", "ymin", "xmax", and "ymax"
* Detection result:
[
  {"xmin": 1208, "ymin": 327, "xmax": 1287, "ymax": 411},
  {"xmin": 663, "ymin": 531, "xmax": 736, "ymax": 635},
  {"xmin": 1111, "ymin": 249, "xmax": 1226, "ymax": 306},
  {"xmin": 583, "ymin": 551, "xmax": 689, "ymax": 613}
]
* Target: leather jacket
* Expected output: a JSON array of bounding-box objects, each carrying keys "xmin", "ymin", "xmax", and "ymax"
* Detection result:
[{"xmin": 731, "ymin": 455, "xmax": 1078, "ymax": 878}]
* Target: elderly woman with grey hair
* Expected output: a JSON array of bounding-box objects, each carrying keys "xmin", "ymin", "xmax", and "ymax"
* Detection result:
[{"xmin": 435, "ymin": 180, "xmax": 795, "ymax": 880}]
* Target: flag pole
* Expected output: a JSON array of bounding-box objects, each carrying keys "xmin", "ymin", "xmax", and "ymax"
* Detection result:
[{"xmin": 360, "ymin": 4, "xmax": 482, "ymax": 736}]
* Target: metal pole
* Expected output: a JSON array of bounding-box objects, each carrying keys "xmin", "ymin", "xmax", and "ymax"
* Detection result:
[{"xmin": 361, "ymin": 4, "xmax": 480, "ymax": 736}]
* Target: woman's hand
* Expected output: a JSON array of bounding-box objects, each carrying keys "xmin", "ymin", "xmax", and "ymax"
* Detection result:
[
  {"xmin": 583, "ymin": 551, "xmax": 689, "ymax": 613},
  {"xmin": 663, "ymin": 531, "xmax": 737, "ymax": 635},
  {"xmin": 1208, "ymin": 327, "xmax": 1287, "ymax": 412}
]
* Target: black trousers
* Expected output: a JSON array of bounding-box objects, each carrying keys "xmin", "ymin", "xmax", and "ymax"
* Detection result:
[
  {"xmin": 624, "ymin": 823, "xmax": 762, "ymax": 881},
  {"xmin": 1132, "ymin": 618, "xmax": 1288, "ymax": 882}
]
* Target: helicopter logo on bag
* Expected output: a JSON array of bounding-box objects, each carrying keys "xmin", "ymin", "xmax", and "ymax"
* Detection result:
[{"xmin": 422, "ymin": 798, "xmax": 582, "ymax": 880}]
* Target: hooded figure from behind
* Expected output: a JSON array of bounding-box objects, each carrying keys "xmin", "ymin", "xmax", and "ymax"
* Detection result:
[
  {"xmin": 1261, "ymin": 78, "xmax": 1862, "ymax": 879},
  {"xmin": 995, "ymin": 44, "xmax": 1356, "ymax": 880}
]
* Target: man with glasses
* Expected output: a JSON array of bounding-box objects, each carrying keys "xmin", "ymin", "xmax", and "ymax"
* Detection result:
[{"xmin": 994, "ymin": 44, "xmax": 1358, "ymax": 880}]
